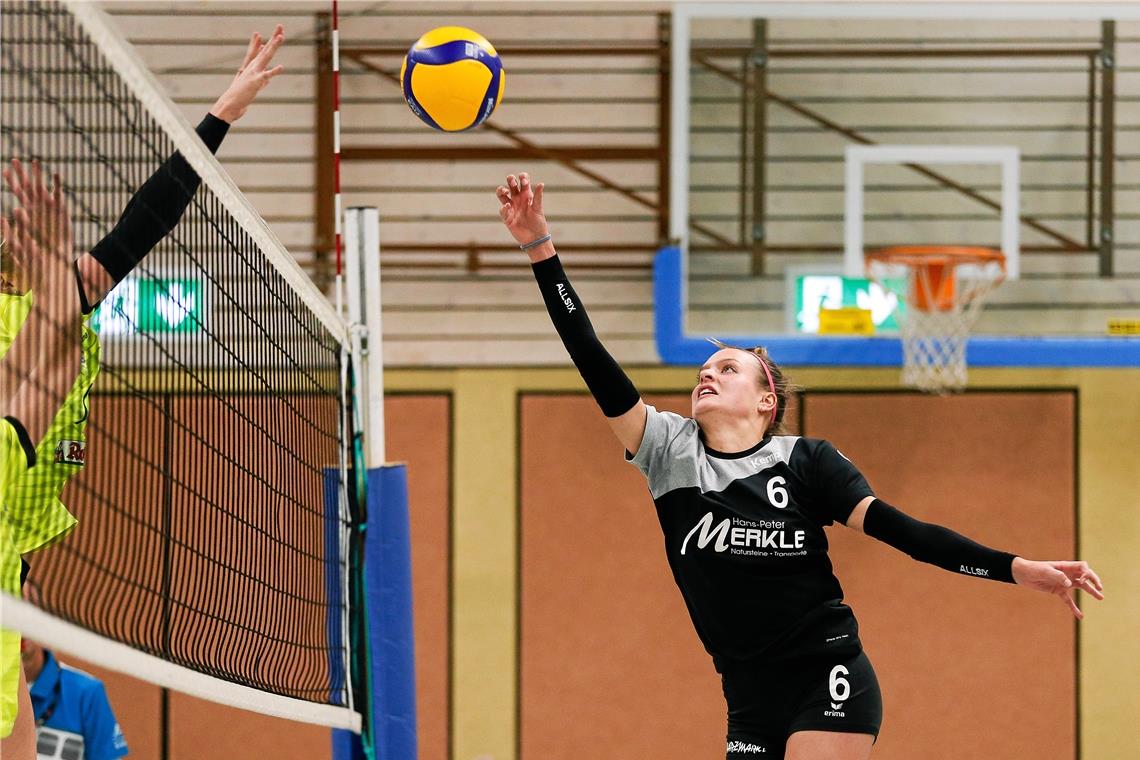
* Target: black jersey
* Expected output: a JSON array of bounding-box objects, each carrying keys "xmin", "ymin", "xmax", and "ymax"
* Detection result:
[{"xmin": 627, "ymin": 406, "xmax": 875, "ymax": 672}]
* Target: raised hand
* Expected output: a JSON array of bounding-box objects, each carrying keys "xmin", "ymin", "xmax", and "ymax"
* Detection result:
[
  {"xmin": 496, "ymin": 172, "xmax": 551, "ymax": 257},
  {"xmin": 1, "ymin": 160, "xmax": 81, "ymax": 445},
  {"xmin": 2, "ymin": 158, "xmax": 74, "ymax": 296},
  {"xmin": 210, "ymin": 24, "xmax": 286, "ymax": 124},
  {"xmin": 1011, "ymin": 557, "xmax": 1105, "ymax": 619}
]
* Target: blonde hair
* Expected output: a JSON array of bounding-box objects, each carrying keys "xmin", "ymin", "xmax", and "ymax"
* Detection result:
[{"xmin": 707, "ymin": 339, "xmax": 798, "ymax": 435}]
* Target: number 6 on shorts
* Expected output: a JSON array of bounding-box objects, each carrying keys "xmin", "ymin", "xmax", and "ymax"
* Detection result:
[{"xmin": 829, "ymin": 664, "xmax": 851, "ymax": 702}]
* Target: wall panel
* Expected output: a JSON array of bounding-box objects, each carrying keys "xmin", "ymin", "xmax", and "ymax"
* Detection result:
[
  {"xmin": 518, "ymin": 389, "xmax": 1076, "ymax": 759},
  {"xmin": 519, "ymin": 393, "xmax": 723, "ymax": 760},
  {"xmin": 803, "ymin": 391, "xmax": 1076, "ymax": 760}
]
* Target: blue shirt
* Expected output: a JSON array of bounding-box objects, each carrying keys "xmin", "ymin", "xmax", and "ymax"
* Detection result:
[{"xmin": 29, "ymin": 650, "xmax": 128, "ymax": 760}]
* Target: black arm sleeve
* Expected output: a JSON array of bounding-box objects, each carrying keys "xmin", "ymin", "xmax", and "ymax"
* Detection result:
[
  {"xmin": 531, "ymin": 255, "xmax": 640, "ymax": 417},
  {"xmin": 864, "ymin": 498, "xmax": 1017, "ymax": 583},
  {"xmin": 88, "ymin": 113, "xmax": 230, "ymax": 290}
]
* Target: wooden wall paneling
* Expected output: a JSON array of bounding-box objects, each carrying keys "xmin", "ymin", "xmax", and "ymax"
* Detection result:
[
  {"xmin": 518, "ymin": 393, "xmax": 724, "ymax": 760},
  {"xmin": 802, "ymin": 391, "xmax": 1077, "ymax": 760},
  {"xmin": 94, "ymin": 6, "xmax": 1140, "ymax": 367},
  {"xmin": 383, "ymin": 395, "xmax": 452, "ymax": 760}
]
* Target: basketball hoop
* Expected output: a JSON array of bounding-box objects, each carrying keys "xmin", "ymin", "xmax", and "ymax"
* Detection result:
[{"xmin": 867, "ymin": 246, "xmax": 1006, "ymax": 393}]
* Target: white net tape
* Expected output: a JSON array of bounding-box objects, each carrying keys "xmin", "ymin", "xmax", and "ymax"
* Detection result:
[{"xmin": 872, "ymin": 259, "xmax": 1004, "ymax": 393}]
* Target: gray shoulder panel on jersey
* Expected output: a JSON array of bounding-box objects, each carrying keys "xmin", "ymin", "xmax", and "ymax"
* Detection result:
[
  {"xmin": 628, "ymin": 405, "xmax": 801, "ymax": 499},
  {"xmin": 696, "ymin": 436, "xmax": 800, "ymax": 494}
]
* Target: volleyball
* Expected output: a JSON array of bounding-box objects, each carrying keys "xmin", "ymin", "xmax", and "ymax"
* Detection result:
[{"xmin": 400, "ymin": 26, "xmax": 505, "ymax": 132}]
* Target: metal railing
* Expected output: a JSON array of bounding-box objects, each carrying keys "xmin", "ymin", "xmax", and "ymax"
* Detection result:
[
  {"xmin": 310, "ymin": 13, "xmax": 1125, "ymax": 280},
  {"xmin": 689, "ymin": 22, "xmax": 1117, "ymax": 276}
]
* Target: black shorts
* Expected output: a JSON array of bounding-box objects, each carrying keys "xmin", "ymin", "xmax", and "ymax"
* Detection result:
[{"xmin": 722, "ymin": 649, "xmax": 882, "ymax": 759}]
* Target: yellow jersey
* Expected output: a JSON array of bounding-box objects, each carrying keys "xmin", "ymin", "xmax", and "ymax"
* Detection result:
[
  {"xmin": 0, "ymin": 291, "xmax": 96, "ymax": 553},
  {"xmin": 1, "ymin": 418, "xmax": 33, "ymax": 737}
]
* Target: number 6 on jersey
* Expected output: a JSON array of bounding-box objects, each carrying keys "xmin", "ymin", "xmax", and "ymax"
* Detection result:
[{"xmin": 767, "ymin": 476, "xmax": 789, "ymax": 509}]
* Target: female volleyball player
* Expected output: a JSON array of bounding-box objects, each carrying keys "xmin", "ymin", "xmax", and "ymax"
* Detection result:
[
  {"xmin": 1, "ymin": 167, "xmax": 81, "ymax": 756},
  {"xmin": 495, "ymin": 172, "xmax": 1105, "ymax": 760}
]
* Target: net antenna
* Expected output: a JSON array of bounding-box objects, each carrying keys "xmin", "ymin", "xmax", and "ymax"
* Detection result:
[
  {"xmin": 846, "ymin": 145, "xmax": 1017, "ymax": 392},
  {"xmin": 2, "ymin": 1, "xmax": 360, "ymax": 731},
  {"xmin": 344, "ymin": 208, "xmax": 385, "ymax": 465}
]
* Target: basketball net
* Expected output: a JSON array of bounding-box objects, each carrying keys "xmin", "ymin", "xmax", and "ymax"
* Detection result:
[{"xmin": 868, "ymin": 247, "xmax": 1006, "ymax": 393}]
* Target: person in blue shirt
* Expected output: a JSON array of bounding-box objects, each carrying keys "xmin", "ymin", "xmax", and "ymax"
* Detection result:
[{"xmin": 20, "ymin": 639, "xmax": 127, "ymax": 760}]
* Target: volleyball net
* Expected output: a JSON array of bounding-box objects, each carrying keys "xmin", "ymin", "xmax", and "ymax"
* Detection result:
[{"xmin": 1, "ymin": 0, "xmax": 362, "ymax": 731}]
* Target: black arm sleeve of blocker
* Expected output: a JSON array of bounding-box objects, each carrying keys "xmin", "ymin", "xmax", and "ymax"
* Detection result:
[
  {"xmin": 864, "ymin": 498, "xmax": 1016, "ymax": 583},
  {"xmin": 89, "ymin": 113, "xmax": 230, "ymax": 288},
  {"xmin": 532, "ymin": 255, "xmax": 640, "ymax": 418}
]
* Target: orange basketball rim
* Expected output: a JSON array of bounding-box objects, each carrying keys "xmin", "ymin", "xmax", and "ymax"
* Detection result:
[{"xmin": 867, "ymin": 245, "xmax": 1006, "ymax": 312}]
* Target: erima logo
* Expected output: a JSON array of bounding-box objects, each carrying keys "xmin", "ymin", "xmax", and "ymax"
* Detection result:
[
  {"xmin": 960, "ymin": 565, "xmax": 990, "ymax": 577},
  {"xmin": 556, "ymin": 283, "xmax": 576, "ymax": 313},
  {"xmin": 680, "ymin": 512, "xmax": 805, "ymax": 555}
]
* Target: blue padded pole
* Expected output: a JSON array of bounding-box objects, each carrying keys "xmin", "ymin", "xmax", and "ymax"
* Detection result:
[
  {"xmin": 331, "ymin": 729, "xmax": 364, "ymax": 760},
  {"xmin": 329, "ymin": 461, "xmax": 360, "ymax": 760},
  {"xmin": 329, "ymin": 462, "xmax": 362, "ymax": 760},
  {"xmin": 332, "ymin": 464, "xmax": 417, "ymax": 760},
  {"xmin": 367, "ymin": 463, "xmax": 417, "ymax": 759}
]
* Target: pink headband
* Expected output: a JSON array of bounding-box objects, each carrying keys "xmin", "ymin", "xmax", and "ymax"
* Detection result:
[
  {"xmin": 706, "ymin": 340, "xmax": 779, "ymax": 426},
  {"xmin": 755, "ymin": 354, "xmax": 778, "ymax": 425}
]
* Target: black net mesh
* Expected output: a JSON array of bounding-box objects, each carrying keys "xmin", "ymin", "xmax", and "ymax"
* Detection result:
[{"xmin": 1, "ymin": 1, "xmax": 353, "ymax": 708}]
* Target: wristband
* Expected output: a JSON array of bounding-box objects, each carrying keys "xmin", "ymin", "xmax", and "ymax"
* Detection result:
[{"xmin": 520, "ymin": 233, "xmax": 552, "ymax": 251}]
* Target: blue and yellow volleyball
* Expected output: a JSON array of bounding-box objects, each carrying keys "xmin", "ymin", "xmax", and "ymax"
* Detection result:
[{"xmin": 400, "ymin": 27, "xmax": 505, "ymax": 132}]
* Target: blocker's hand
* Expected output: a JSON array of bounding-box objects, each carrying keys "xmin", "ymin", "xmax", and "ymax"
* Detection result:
[
  {"xmin": 496, "ymin": 172, "xmax": 551, "ymax": 259},
  {"xmin": 2, "ymin": 158, "xmax": 74, "ymax": 297},
  {"xmin": 1011, "ymin": 558, "xmax": 1104, "ymax": 619},
  {"xmin": 210, "ymin": 24, "xmax": 286, "ymax": 124}
]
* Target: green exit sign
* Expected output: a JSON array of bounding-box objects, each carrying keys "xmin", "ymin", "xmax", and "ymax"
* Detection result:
[
  {"xmin": 792, "ymin": 274, "xmax": 906, "ymax": 334},
  {"xmin": 91, "ymin": 277, "xmax": 204, "ymax": 336}
]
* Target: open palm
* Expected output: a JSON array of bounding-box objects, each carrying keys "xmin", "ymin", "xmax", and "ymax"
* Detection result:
[
  {"xmin": 496, "ymin": 172, "xmax": 547, "ymax": 246},
  {"xmin": 211, "ymin": 24, "xmax": 286, "ymax": 123}
]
